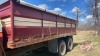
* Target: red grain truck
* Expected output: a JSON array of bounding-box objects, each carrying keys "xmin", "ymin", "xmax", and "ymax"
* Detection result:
[{"xmin": 0, "ymin": 0, "xmax": 77, "ymax": 56}]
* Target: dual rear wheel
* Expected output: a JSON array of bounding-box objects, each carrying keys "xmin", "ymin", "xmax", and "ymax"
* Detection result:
[{"xmin": 58, "ymin": 37, "xmax": 73, "ymax": 56}]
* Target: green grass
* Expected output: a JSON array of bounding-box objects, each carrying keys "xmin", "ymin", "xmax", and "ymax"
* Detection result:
[
  {"xmin": 67, "ymin": 32, "xmax": 100, "ymax": 56},
  {"xmin": 93, "ymin": 36, "xmax": 100, "ymax": 42}
]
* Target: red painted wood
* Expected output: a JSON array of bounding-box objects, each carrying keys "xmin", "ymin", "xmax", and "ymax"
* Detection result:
[
  {"xmin": 14, "ymin": 4, "xmax": 42, "ymax": 20},
  {"xmin": 71, "ymin": 20, "xmax": 77, "ymax": 24},
  {"xmin": 14, "ymin": 27, "xmax": 58, "ymax": 39},
  {"xmin": 14, "ymin": 27, "xmax": 42, "ymax": 39},
  {"xmin": 57, "ymin": 27, "xmax": 66, "ymax": 34},
  {"xmin": 0, "ymin": 6, "xmax": 11, "ymax": 18},
  {"xmin": 71, "ymin": 28, "xmax": 76, "ymax": 34},
  {"xmin": 66, "ymin": 18, "xmax": 71, "ymax": 24},
  {"xmin": 42, "ymin": 12, "xmax": 56, "ymax": 21},
  {"xmin": 57, "ymin": 16, "xmax": 66, "ymax": 23},
  {"xmin": 43, "ymin": 27, "xmax": 57, "ymax": 37},
  {"xmin": 0, "ymin": 1, "xmax": 10, "ymax": 18},
  {"xmin": 0, "ymin": 1, "xmax": 10, "ymax": 9}
]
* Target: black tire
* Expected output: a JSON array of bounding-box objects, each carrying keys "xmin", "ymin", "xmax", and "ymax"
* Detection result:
[
  {"xmin": 66, "ymin": 37, "xmax": 73, "ymax": 51},
  {"xmin": 58, "ymin": 40, "xmax": 66, "ymax": 56}
]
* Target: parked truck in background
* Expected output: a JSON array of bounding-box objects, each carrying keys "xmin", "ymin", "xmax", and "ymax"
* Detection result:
[{"xmin": 0, "ymin": 0, "xmax": 77, "ymax": 56}]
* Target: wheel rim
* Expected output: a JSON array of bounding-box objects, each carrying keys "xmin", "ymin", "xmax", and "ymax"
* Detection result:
[{"xmin": 59, "ymin": 41, "xmax": 66, "ymax": 56}]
